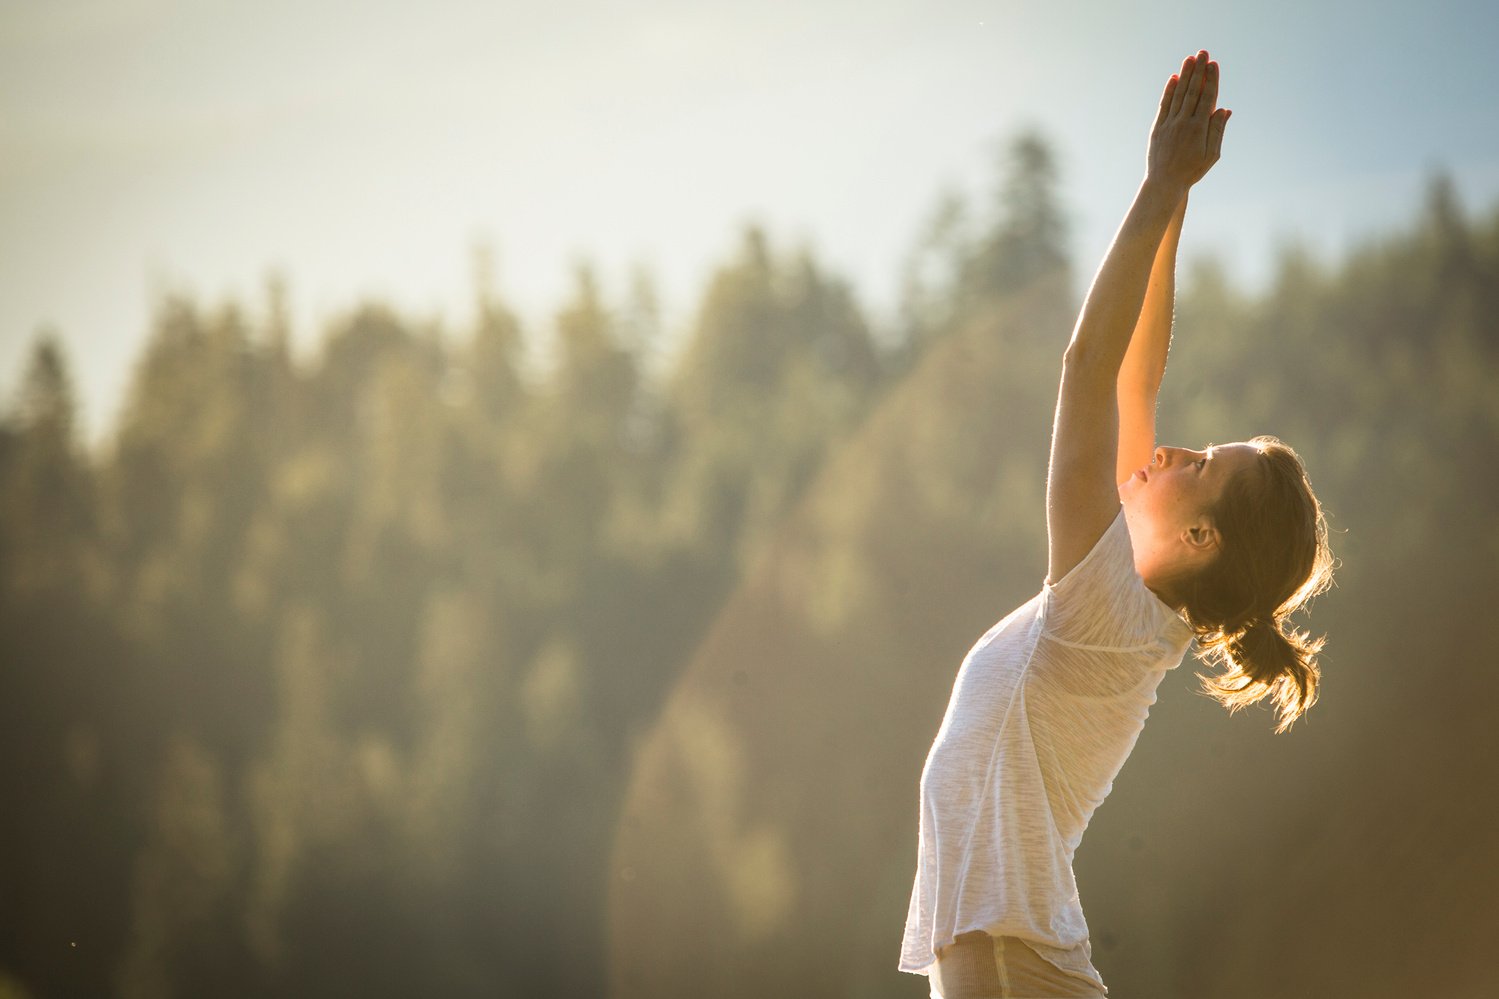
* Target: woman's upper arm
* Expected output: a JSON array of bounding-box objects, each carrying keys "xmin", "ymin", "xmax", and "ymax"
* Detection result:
[
  {"xmin": 1046, "ymin": 347, "xmax": 1125, "ymax": 585},
  {"xmin": 1115, "ymin": 385, "xmax": 1158, "ymax": 489}
]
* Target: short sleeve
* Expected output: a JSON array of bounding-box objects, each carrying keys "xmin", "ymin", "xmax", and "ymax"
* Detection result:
[{"xmin": 1041, "ymin": 507, "xmax": 1185, "ymax": 651}]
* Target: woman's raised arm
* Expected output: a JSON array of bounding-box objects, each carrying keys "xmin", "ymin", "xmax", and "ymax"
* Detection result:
[
  {"xmin": 1116, "ymin": 193, "xmax": 1188, "ymax": 487},
  {"xmin": 1045, "ymin": 51, "xmax": 1230, "ymax": 584}
]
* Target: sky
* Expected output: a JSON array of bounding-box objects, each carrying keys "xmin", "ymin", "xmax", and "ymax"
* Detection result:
[{"xmin": 3, "ymin": 0, "xmax": 1498, "ymax": 443}]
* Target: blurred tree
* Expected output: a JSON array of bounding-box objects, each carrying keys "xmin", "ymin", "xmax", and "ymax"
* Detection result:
[
  {"xmin": 893, "ymin": 131, "xmax": 1073, "ymax": 382},
  {"xmin": 338, "ymin": 347, "xmax": 452, "ymax": 744},
  {"xmin": 104, "ymin": 296, "xmax": 295, "ymax": 767},
  {"xmin": 542, "ymin": 262, "xmax": 639, "ymax": 562},
  {"xmin": 466, "ymin": 242, "xmax": 528, "ymax": 425},
  {"xmin": 0, "ymin": 333, "xmax": 132, "ymax": 997},
  {"xmin": 964, "ymin": 131, "xmax": 1071, "ymax": 308},
  {"xmin": 895, "ymin": 186, "xmax": 971, "ymax": 363},
  {"xmin": 662, "ymin": 225, "xmax": 881, "ymax": 568},
  {"xmin": 1, "ymin": 332, "xmax": 93, "ymax": 595},
  {"xmin": 117, "ymin": 736, "xmax": 246, "ymax": 999}
]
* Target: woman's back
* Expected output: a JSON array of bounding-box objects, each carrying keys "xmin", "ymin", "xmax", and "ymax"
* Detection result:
[{"xmin": 900, "ymin": 510, "xmax": 1192, "ymax": 991}]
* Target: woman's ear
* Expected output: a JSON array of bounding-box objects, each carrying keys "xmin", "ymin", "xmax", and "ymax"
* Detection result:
[{"xmin": 1182, "ymin": 519, "xmax": 1221, "ymax": 554}]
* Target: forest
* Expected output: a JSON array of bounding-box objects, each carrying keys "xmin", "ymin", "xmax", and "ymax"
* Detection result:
[{"xmin": 3, "ymin": 133, "xmax": 1497, "ymax": 998}]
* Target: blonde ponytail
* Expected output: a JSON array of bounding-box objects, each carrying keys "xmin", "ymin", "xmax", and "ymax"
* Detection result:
[
  {"xmin": 1198, "ymin": 616, "xmax": 1324, "ymax": 734},
  {"xmin": 1180, "ymin": 437, "xmax": 1334, "ymax": 733}
]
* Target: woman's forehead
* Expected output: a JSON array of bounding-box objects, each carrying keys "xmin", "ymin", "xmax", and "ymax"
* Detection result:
[{"xmin": 1214, "ymin": 441, "xmax": 1262, "ymax": 460}]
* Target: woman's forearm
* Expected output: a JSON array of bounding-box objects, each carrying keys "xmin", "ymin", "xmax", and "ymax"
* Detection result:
[
  {"xmin": 1062, "ymin": 176, "xmax": 1187, "ymax": 380},
  {"xmin": 1120, "ymin": 193, "xmax": 1187, "ymax": 395},
  {"xmin": 1115, "ymin": 193, "xmax": 1188, "ymax": 482}
]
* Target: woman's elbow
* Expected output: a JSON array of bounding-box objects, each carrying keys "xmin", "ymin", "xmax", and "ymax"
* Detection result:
[{"xmin": 1061, "ymin": 340, "xmax": 1114, "ymax": 385}]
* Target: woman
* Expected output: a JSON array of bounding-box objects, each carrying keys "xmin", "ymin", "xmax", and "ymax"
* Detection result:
[{"xmin": 898, "ymin": 51, "xmax": 1334, "ymax": 998}]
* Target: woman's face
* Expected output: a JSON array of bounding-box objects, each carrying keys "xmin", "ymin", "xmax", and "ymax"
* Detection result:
[{"xmin": 1120, "ymin": 442, "xmax": 1261, "ymax": 583}]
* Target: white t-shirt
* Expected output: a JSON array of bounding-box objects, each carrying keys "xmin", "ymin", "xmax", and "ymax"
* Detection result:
[{"xmin": 899, "ymin": 508, "xmax": 1195, "ymax": 991}]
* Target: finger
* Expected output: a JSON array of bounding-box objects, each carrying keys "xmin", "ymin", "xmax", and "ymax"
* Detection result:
[
  {"xmin": 1170, "ymin": 54, "xmax": 1195, "ymax": 113},
  {"xmin": 1186, "ymin": 50, "xmax": 1209, "ymax": 115},
  {"xmin": 1156, "ymin": 75, "xmax": 1179, "ymax": 128},
  {"xmin": 1207, "ymin": 107, "xmax": 1230, "ymax": 161},
  {"xmin": 1200, "ymin": 60, "xmax": 1220, "ymax": 116}
]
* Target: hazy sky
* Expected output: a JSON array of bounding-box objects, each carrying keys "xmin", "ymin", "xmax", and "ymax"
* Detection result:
[{"xmin": 4, "ymin": 0, "xmax": 1498, "ymax": 441}]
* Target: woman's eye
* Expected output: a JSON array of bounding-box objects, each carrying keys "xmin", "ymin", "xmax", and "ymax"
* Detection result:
[{"xmin": 1195, "ymin": 459, "xmax": 1206, "ymax": 470}]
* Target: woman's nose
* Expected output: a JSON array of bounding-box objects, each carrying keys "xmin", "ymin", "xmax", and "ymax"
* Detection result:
[{"xmin": 1152, "ymin": 447, "xmax": 1168, "ymax": 466}]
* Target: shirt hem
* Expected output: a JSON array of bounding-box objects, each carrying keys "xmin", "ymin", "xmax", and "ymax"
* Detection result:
[{"xmin": 899, "ymin": 933, "xmax": 1106, "ymax": 991}]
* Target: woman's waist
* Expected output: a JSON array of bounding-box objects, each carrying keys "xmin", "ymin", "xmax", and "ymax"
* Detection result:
[{"xmin": 934, "ymin": 931, "xmax": 1105, "ymax": 998}]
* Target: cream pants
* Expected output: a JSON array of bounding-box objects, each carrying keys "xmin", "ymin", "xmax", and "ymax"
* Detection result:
[{"xmin": 930, "ymin": 930, "xmax": 1108, "ymax": 999}]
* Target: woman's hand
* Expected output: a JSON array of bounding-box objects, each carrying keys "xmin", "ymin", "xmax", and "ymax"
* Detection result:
[{"xmin": 1147, "ymin": 50, "xmax": 1231, "ymax": 193}]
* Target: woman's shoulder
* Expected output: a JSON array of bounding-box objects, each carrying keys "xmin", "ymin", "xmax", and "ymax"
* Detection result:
[
  {"xmin": 1040, "ymin": 509, "xmax": 1191, "ymax": 650},
  {"xmin": 1043, "ymin": 506, "xmax": 1132, "ymax": 596}
]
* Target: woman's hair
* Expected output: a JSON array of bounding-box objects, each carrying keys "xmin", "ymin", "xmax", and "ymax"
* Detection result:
[{"xmin": 1179, "ymin": 435, "xmax": 1335, "ymax": 733}]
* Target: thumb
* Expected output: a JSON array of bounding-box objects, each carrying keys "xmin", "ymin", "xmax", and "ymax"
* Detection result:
[{"xmin": 1207, "ymin": 107, "xmax": 1231, "ymax": 160}]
